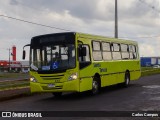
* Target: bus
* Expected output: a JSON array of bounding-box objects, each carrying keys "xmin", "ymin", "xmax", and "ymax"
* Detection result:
[{"xmin": 23, "ymin": 32, "xmax": 141, "ymax": 97}]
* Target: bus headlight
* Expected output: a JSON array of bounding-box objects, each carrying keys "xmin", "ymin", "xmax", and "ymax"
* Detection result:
[
  {"xmin": 68, "ymin": 73, "xmax": 78, "ymax": 81},
  {"xmin": 30, "ymin": 77, "xmax": 37, "ymax": 82}
]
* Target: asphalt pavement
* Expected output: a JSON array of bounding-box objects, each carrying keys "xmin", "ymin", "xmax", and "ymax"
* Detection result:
[{"xmin": 0, "ymin": 74, "xmax": 160, "ymax": 120}]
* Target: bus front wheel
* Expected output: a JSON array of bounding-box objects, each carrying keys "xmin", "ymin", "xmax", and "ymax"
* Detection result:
[{"xmin": 91, "ymin": 77, "xmax": 100, "ymax": 95}]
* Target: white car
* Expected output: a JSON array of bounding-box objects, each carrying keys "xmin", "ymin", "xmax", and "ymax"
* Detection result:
[
  {"xmin": 153, "ymin": 65, "xmax": 160, "ymax": 68},
  {"xmin": 22, "ymin": 70, "xmax": 29, "ymax": 73}
]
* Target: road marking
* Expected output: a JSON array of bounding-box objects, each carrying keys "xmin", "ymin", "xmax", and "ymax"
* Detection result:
[{"xmin": 142, "ymin": 85, "xmax": 160, "ymax": 89}]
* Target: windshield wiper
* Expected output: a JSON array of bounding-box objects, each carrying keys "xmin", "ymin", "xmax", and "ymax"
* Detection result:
[{"xmin": 31, "ymin": 63, "xmax": 38, "ymax": 71}]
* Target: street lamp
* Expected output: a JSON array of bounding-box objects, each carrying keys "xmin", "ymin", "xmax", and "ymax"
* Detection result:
[{"xmin": 115, "ymin": 0, "xmax": 118, "ymax": 38}]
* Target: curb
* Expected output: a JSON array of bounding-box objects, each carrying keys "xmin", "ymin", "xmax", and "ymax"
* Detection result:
[{"xmin": 0, "ymin": 87, "xmax": 30, "ymax": 101}]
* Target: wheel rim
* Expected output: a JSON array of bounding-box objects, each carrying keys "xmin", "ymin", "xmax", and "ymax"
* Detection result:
[
  {"xmin": 92, "ymin": 80, "xmax": 98, "ymax": 94},
  {"xmin": 126, "ymin": 75, "xmax": 129, "ymax": 85}
]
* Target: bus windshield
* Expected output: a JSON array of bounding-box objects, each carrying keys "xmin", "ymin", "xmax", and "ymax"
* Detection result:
[{"xmin": 30, "ymin": 44, "xmax": 75, "ymax": 71}]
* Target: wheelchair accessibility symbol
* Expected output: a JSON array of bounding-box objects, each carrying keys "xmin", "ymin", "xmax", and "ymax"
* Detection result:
[{"xmin": 52, "ymin": 61, "xmax": 59, "ymax": 69}]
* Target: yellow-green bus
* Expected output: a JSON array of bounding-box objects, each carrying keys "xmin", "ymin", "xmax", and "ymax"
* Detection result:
[{"xmin": 23, "ymin": 32, "xmax": 141, "ymax": 97}]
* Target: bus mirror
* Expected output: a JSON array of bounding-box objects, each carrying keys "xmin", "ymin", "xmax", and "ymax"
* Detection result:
[
  {"xmin": 22, "ymin": 50, "xmax": 26, "ymax": 60},
  {"xmin": 22, "ymin": 44, "xmax": 30, "ymax": 60},
  {"xmin": 81, "ymin": 47, "xmax": 87, "ymax": 56}
]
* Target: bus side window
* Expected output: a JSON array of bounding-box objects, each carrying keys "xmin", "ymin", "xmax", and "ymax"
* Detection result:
[
  {"xmin": 112, "ymin": 43, "xmax": 121, "ymax": 60},
  {"xmin": 92, "ymin": 41, "xmax": 102, "ymax": 61},
  {"xmin": 110, "ymin": 43, "xmax": 114, "ymax": 51},
  {"xmin": 102, "ymin": 42, "xmax": 112, "ymax": 60},
  {"xmin": 121, "ymin": 44, "xmax": 129, "ymax": 59},
  {"xmin": 129, "ymin": 45, "xmax": 137, "ymax": 59}
]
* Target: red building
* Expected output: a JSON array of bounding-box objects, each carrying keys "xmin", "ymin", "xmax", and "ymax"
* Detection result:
[
  {"xmin": 0, "ymin": 60, "xmax": 21, "ymax": 72},
  {"xmin": 12, "ymin": 45, "xmax": 16, "ymax": 61},
  {"xmin": 0, "ymin": 45, "xmax": 29, "ymax": 72}
]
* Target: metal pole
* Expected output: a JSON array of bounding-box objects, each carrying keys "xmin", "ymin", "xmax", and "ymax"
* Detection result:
[
  {"xmin": 9, "ymin": 48, "xmax": 11, "ymax": 72},
  {"xmin": 115, "ymin": 0, "xmax": 118, "ymax": 38}
]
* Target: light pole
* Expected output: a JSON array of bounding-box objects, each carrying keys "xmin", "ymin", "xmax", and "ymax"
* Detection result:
[{"xmin": 115, "ymin": 0, "xmax": 118, "ymax": 38}]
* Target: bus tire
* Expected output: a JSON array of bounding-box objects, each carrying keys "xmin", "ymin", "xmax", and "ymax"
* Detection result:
[
  {"xmin": 91, "ymin": 77, "xmax": 100, "ymax": 95},
  {"xmin": 123, "ymin": 72, "xmax": 130, "ymax": 87},
  {"xmin": 52, "ymin": 92, "xmax": 62, "ymax": 97}
]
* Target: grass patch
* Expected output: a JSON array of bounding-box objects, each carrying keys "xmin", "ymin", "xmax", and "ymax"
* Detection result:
[
  {"xmin": 0, "ymin": 80, "xmax": 29, "ymax": 90},
  {"xmin": 0, "ymin": 73, "xmax": 29, "ymax": 79},
  {"xmin": 0, "ymin": 73, "xmax": 29, "ymax": 90},
  {"xmin": 141, "ymin": 67, "xmax": 160, "ymax": 77},
  {"xmin": 141, "ymin": 67, "xmax": 155, "ymax": 71}
]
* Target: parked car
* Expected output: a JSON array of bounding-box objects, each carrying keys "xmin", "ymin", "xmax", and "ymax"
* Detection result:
[
  {"xmin": 22, "ymin": 70, "xmax": 29, "ymax": 73},
  {"xmin": 153, "ymin": 65, "xmax": 160, "ymax": 68}
]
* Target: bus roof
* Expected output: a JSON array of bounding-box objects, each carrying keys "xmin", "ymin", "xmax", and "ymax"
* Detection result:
[
  {"xmin": 31, "ymin": 32, "xmax": 138, "ymax": 45},
  {"xmin": 76, "ymin": 32, "xmax": 138, "ymax": 45}
]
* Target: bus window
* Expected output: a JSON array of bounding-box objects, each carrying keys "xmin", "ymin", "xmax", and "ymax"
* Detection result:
[
  {"xmin": 102, "ymin": 42, "xmax": 112, "ymax": 60},
  {"xmin": 113, "ymin": 43, "xmax": 120, "ymax": 51},
  {"xmin": 31, "ymin": 48, "xmax": 41, "ymax": 68},
  {"xmin": 112, "ymin": 43, "xmax": 121, "ymax": 60},
  {"xmin": 92, "ymin": 41, "xmax": 102, "ymax": 61},
  {"xmin": 129, "ymin": 45, "xmax": 137, "ymax": 59},
  {"xmin": 102, "ymin": 42, "xmax": 110, "ymax": 51},
  {"xmin": 92, "ymin": 41, "xmax": 101, "ymax": 50},
  {"xmin": 121, "ymin": 44, "xmax": 129, "ymax": 59}
]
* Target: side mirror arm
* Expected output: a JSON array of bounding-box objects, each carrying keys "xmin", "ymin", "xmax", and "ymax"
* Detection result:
[{"xmin": 22, "ymin": 44, "xmax": 30, "ymax": 60}]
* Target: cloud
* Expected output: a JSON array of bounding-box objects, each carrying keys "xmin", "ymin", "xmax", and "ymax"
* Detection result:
[
  {"xmin": 0, "ymin": 0, "xmax": 159, "ymax": 61},
  {"xmin": 9, "ymin": 0, "xmax": 19, "ymax": 5},
  {"xmin": 139, "ymin": 38, "xmax": 160, "ymax": 57}
]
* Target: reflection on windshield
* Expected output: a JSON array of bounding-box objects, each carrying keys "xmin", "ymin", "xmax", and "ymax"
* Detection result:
[{"xmin": 31, "ymin": 44, "xmax": 75, "ymax": 71}]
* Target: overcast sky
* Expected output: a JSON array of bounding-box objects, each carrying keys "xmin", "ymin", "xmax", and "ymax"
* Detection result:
[{"xmin": 0, "ymin": 0, "xmax": 160, "ymax": 61}]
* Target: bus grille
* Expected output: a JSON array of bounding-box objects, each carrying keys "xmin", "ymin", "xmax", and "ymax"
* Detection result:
[
  {"xmin": 42, "ymin": 85, "xmax": 63, "ymax": 90},
  {"xmin": 40, "ymin": 74, "xmax": 64, "ymax": 81}
]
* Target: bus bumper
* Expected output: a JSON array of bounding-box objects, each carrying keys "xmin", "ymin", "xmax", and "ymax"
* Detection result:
[{"xmin": 30, "ymin": 80, "xmax": 79, "ymax": 93}]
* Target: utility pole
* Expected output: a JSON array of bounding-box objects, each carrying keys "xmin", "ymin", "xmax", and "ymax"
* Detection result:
[
  {"xmin": 115, "ymin": 0, "xmax": 118, "ymax": 38},
  {"xmin": 8, "ymin": 48, "xmax": 11, "ymax": 72}
]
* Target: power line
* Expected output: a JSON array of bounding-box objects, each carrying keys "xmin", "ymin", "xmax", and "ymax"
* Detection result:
[
  {"xmin": 120, "ymin": 35, "xmax": 160, "ymax": 39},
  {"xmin": 0, "ymin": 14, "xmax": 72, "ymax": 32},
  {"xmin": 0, "ymin": 14, "xmax": 159, "ymax": 39}
]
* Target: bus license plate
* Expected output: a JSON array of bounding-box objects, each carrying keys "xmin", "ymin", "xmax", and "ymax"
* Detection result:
[{"xmin": 48, "ymin": 84, "xmax": 55, "ymax": 88}]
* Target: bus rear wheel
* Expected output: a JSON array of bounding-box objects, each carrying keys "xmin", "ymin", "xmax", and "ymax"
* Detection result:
[
  {"xmin": 123, "ymin": 72, "xmax": 130, "ymax": 87},
  {"xmin": 52, "ymin": 92, "xmax": 62, "ymax": 97}
]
